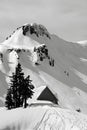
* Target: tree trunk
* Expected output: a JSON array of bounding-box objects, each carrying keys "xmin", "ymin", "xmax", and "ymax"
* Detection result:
[{"xmin": 24, "ymin": 97, "xmax": 27, "ymax": 108}]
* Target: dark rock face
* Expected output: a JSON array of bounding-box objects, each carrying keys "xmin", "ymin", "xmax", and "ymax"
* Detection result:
[
  {"xmin": 5, "ymin": 23, "xmax": 51, "ymax": 41},
  {"xmin": 22, "ymin": 23, "xmax": 51, "ymax": 39},
  {"xmin": 22, "ymin": 25, "xmax": 30, "ymax": 35},
  {"xmin": 76, "ymin": 108, "xmax": 81, "ymax": 113},
  {"xmin": 0, "ymin": 53, "xmax": 3, "ymax": 62},
  {"xmin": 34, "ymin": 45, "xmax": 54, "ymax": 67}
]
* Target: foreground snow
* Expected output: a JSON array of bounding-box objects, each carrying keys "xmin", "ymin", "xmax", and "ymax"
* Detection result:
[{"xmin": 0, "ymin": 106, "xmax": 87, "ymax": 130}]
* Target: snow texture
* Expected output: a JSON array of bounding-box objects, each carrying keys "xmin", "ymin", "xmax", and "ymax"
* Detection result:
[{"xmin": 0, "ymin": 106, "xmax": 87, "ymax": 130}]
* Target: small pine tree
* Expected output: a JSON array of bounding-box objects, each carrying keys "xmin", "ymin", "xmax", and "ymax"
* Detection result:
[
  {"xmin": 5, "ymin": 88, "xmax": 14, "ymax": 109},
  {"xmin": 5, "ymin": 63, "xmax": 34, "ymax": 109}
]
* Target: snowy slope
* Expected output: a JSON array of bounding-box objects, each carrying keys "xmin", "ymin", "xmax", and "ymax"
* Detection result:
[
  {"xmin": 0, "ymin": 23, "xmax": 87, "ymax": 114},
  {"xmin": 0, "ymin": 106, "xmax": 87, "ymax": 130}
]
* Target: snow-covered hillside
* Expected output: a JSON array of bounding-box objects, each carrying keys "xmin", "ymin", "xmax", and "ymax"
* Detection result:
[
  {"xmin": 0, "ymin": 106, "xmax": 87, "ymax": 130},
  {"xmin": 0, "ymin": 23, "xmax": 87, "ymax": 115}
]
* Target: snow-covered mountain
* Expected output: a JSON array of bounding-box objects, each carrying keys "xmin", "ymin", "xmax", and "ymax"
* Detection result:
[{"xmin": 0, "ymin": 23, "xmax": 87, "ymax": 115}]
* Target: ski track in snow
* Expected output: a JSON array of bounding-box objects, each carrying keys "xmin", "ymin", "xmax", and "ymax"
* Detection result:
[
  {"xmin": 34, "ymin": 108, "xmax": 87, "ymax": 130},
  {"xmin": 0, "ymin": 107, "xmax": 87, "ymax": 130}
]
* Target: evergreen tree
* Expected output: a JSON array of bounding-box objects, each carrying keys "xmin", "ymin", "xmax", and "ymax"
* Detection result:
[
  {"xmin": 5, "ymin": 63, "xmax": 25, "ymax": 109},
  {"xmin": 5, "ymin": 88, "xmax": 14, "ymax": 109},
  {"xmin": 21, "ymin": 75, "xmax": 34, "ymax": 108},
  {"xmin": 5, "ymin": 63, "xmax": 34, "ymax": 109}
]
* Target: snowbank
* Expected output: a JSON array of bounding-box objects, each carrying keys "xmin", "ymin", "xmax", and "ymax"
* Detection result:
[{"xmin": 0, "ymin": 106, "xmax": 87, "ymax": 130}]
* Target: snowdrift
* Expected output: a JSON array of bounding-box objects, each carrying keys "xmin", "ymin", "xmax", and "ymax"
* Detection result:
[{"xmin": 0, "ymin": 106, "xmax": 87, "ymax": 130}]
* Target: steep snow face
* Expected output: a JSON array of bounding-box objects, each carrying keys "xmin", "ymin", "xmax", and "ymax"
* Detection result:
[
  {"xmin": 0, "ymin": 23, "xmax": 87, "ymax": 114},
  {"xmin": 8, "ymin": 50, "xmax": 18, "ymax": 71},
  {"xmin": 0, "ymin": 106, "xmax": 87, "ymax": 130},
  {"xmin": 3, "ymin": 28, "xmax": 41, "ymax": 50}
]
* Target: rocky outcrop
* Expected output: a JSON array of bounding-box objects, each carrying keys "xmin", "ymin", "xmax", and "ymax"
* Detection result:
[{"xmin": 22, "ymin": 23, "xmax": 51, "ymax": 39}]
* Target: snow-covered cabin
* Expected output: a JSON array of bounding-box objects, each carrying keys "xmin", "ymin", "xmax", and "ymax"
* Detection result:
[{"xmin": 27, "ymin": 86, "xmax": 58, "ymax": 105}]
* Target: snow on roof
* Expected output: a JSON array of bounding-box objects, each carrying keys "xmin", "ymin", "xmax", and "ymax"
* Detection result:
[
  {"xmin": 27, "ymin": 85, "xmax": 58, "ymax": 105},
  {"xmin": 27, "ymin": 86, "xmax": 46, "ymax": 104}
]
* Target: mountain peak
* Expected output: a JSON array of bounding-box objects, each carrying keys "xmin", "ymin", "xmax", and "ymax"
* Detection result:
[
  {"xmin": 5, "ymin": 23, "xmax": 51, "ymax": 42},
  {"xmin": 22, "ymin": 23, "xmax": 51, "ymax": 39}
]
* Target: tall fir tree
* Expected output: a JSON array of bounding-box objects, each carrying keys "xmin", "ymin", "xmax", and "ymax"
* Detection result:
[
  {"xmin": 5, "ymin": 63, "xmax": 34, "ymax": 109},
  {"xmin": 22, "ymin": 75, "xmax": 34, "ymax": 108}
]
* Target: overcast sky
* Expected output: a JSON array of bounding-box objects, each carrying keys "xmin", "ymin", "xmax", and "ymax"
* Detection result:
[{"xmin": 0, "ymin": 0, "xmax": 87, "ymax": 42}]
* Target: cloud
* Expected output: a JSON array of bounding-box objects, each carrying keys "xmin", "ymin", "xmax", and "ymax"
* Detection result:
[{"xmin": 0, "ymin": 0, "xmax": 87, "ymax": 42}]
